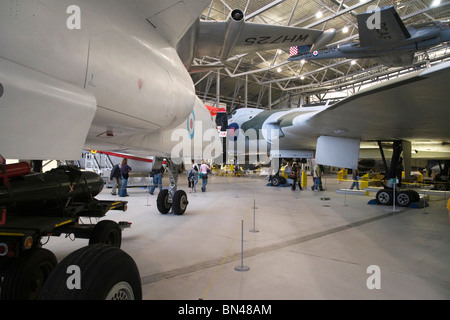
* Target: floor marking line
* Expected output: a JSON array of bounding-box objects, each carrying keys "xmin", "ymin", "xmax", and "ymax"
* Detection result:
[{"xmin": 140, "ymin": 211, "xmax": 401, "ymax": 287}]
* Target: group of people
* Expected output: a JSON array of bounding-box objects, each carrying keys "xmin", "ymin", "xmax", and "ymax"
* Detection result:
[
  {"xmin": 285, "ymin": 162, "xmax": 303, "ymax": 191},
  {"xmin": 187, "ymin": 160, "xmax": 211, "ymax": 193},
  {"xmin": 284, "ymin": 161, "xmax": 325, "ymax": 192},
  {"xmin": 111, "ymin": 158, "xmax": 213, "ymax": 197},
  {"xmin": 109, "ymin": 158, "xmax": 343, "ymax": 196},
  {"xmin": 109, "ymin": 158, "xmax": 132, "ymax": 197}
]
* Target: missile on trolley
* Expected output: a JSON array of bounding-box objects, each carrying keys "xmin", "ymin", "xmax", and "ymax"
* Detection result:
[{"xmin": 0, "ymin": 163, "xmax": 104, "ymax": 215}]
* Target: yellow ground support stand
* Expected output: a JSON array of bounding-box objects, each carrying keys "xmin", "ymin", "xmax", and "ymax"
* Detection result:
[{"xmin": 301, "ymin": 171, "xmax": 307, "ymax": 187}]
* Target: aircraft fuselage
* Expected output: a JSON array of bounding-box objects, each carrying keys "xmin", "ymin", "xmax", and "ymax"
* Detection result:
[
  {"xmin": 1, "ymin": 0, "xmax": 195, "ymax": 129},
  {"xmin": 0, "ymin": 0, "xmax": 217, "ymax": 160},
  {"xmin": 227, "ymin": 106, "xmax": 328, "ymax": 159}
]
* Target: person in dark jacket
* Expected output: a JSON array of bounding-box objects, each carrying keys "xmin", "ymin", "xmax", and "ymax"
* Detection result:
[
  {"xmin": 149, "ymin": 167, "xmax": 164, "ymax": 195},
  {"xmin": 119, "ymin": 158, "xmax": 132, "ymax": 197},
  {"xmin": 109, "ymin": 163, "xmax": 122, "ymax": 195}
]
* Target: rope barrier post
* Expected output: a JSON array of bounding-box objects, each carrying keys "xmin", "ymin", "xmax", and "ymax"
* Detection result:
[
  {"xmin": 235, "ymin": 220, "xmax": 250, "ymax": 272},
  {"xmin": 386, "ymin": 179, "xmax": 401, "ymax": 213},
  {"xmin": 146, "ymin": 189, "xmax": 151, "ymax": 206},
  {"xmin": 393, "ymin": 181, "xmax": 399, "ymax": 212},
  {"xmin": 234, "ymin": 173, "xmax": 239, "ymax": 198},
  {"xmin": 249, "ymin": 200, "xmax": 259, "ymax": 233},
  {"xmin": 422, "ymin": 191, "xmax": 428, "ymax": 214}
]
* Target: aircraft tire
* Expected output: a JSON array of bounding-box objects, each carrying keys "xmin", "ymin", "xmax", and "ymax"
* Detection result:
[
  {"xmin": 409, "ymin": 190, "xmax": 420, "ymax": 203},
  {"xmin": 272, "ymin": 175, "xmax": 281, "ymax": 186},
  {"xmin": 396, "ymin": 191, "xmax": 412, "ymax": 207},
  {"xmin": 157, "ymin": 189, "xmax": 171, "ymax": 214},
  {"xmin": 89, "ymin": 220, "xmax": 122, "ymax": 248},
  {"xmin": 39, "ymin": 244, "xmax": 142, "ymax": 300},
  {"xmin": 172, "ymin": 190, "xmax": 188, "ymax": 215},
  {"xmin": 375, "ymin": 189, "xmax": 393, "ymax": 205},
  {"xmin": 1, "ymin": 248, "xmax": 57, "ymax": 300}
]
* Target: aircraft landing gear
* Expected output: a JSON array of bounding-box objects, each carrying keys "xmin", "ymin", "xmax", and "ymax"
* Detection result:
[
  {"xmin": 375, "ymin": 189, "xmax": 393, "ymax": 206},
  {"xmin": 375, "ymin": 189, "xmax": 420, "ymax": 207},
  {"xmin": 172, "ymin": 189, "xmax": 188, "ymax": 215},
  {"xmin": 270, "ymin": 174, "xmax": 286, "ymax": 187},
  {"xmin": 1, "ymin": 248, "xmax": 57, "ymax": 300},
  {"xmin": 374, "ymin": 140, "xmax": 421, "ymax": 208},
  {"xmin": 39, "ymin": 244, "xmax": 142, "ymax": 300},
  {"xmin": 156, "ymin": 159, "xmax": 189, "ymax": 215}
]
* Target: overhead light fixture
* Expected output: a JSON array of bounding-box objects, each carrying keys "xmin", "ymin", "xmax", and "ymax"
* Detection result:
[
  {"xmin": 300, "ymin": 59, "xmax": 306, "ymax": 65},
  {"xmin": 351, "ymin": 60, "xmax": 357, "ymax": 65},
  {"xmin": 316, "ymin": 11, "xmax": 323, "ymax": 19},
  {"xmin": 277, "ymin": 67, "xmax": 282, "ymax": 73},
  {"xmin": 342, "ymin": 26, "xmax": 349, "ymax": 33},
  {"xmin": 431, "ymin": 0, "xmax": 441, "ymax": 7},
  {"xmin": 300, "ymin": 76, "xmax": 305, "ymax": 80}
]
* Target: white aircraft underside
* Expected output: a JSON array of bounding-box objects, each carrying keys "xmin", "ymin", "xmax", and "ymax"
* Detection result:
[
  {"xmin": 228, "ymin": 61, "xmax": 450, "ymax": 168},
  {"xmin": 0, "ymin": 0, "xmax": 340, "ymax": 163},
  {"xmin": 0, "ymin": 0, "xmax": 448, "ymax": 170},
  {"xmin": 0, "ymin": 0, "xmax": 217, "ymax": 160}
]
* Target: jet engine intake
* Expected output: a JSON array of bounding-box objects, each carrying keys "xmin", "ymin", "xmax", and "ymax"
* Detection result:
[{"xmin": 219, "ymin": 9, "xmax": 245, "ymax": 61}]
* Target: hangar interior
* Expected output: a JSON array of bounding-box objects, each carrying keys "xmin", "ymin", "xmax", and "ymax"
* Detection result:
[
  {"xmin": 1, "ymin": 0, "xmax": 449, "ymax": 301},
  {"xmin": 194, "ymin": 0, "xmax": 450, "ymax": 110},
  {"xmin": 44, "ymin": 0, "xmax": 450, "ymax": 300}
]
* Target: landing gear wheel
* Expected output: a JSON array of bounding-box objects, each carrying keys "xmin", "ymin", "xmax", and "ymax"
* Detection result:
[
  {"xmin": 1, "ymin": 248, "xmax": 57, "ymax": 300},
  {"xmin": 271, "ymin": 176, "xmax": 281, "ymax": 186},
  {"xmin": 89, "ymin": 220, "xmax": 122, "ymax": 248},
  {"xmin": 376, "ymin": 189, "xmax": 393, "ymax": 205},
  {"xmin": 157, "ymin": 189, "xmax": 171, "ymax": 214},
  {"xmin": 172, "ymin": 190, "xmax": 188, "ymax": 215},
  {"xmin": 410, "ymin": 190, "xmax": 420, "ymax": 203},
  {"xmin": 39, "ymin": 244, "xmax": 142, "ymax": 300},
  {"xmin": 271, "ymin": 175, "xmax": 286, "ymax": 186},
  {"xmin": 396, "ymin": 190, "xmax": 420, "ymax": 207},
  {"xmin": 396, "ymin": 191, "xmax": 411, "ymax": 207}
]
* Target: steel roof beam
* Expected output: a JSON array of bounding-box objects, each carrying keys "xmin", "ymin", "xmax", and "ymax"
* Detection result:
[{"xmin": 245, "ymin": 0, "xmax": 286, "ymax": 21}]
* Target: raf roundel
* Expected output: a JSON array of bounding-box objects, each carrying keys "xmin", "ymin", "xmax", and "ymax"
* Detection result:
[
  {"xmin": 227, "ymin": 123, "xmax": 240, "ymax": 141},
  {"xmin": 313, "ymin": 50, "xmax": 319, "ymax": 56},
  {"xmin": 187, "ymin": 111, "xmax": 195, "ymax": 139}
]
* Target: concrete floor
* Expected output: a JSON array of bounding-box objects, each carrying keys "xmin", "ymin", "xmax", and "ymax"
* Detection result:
[{"xmin": 44, "ymin": 173, "xmax": 450, "ymax": 300}]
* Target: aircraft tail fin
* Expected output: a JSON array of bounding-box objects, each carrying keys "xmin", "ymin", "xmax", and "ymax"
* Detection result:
[{"xmin": 357, "ymin": 5, "xmax": 410, "ymax": 47}]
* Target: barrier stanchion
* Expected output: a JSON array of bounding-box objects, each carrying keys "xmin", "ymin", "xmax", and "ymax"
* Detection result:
[
  {"xmin": 235, "ymin": 220, "xmax": 250, "ymax": 272},
  {"xmin": 423, "ymin": 191, "xmax": 429, "ymax": 214},
  {"xmin": 146, "ymin": 187, "xmax": 151, "ymax": 206},
  {"xmin": 386, "ymin": 179, "xmax": 402, "ymax": 213},
  {"xmin": 234, "ymin": 174, "xmax": 239, "ymax": 198},
  {"xmin": 344, "ymin": 188, "xmax": 348, "ymax": 206},
  {"xmin": 249, "ymin": 200, "xmax": 259, "ymax": 233}
]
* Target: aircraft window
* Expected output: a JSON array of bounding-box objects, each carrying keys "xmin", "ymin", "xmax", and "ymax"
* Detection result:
[{"xmin": 232, "ymin": 110, "xmax": 237, "ymax": 115}]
